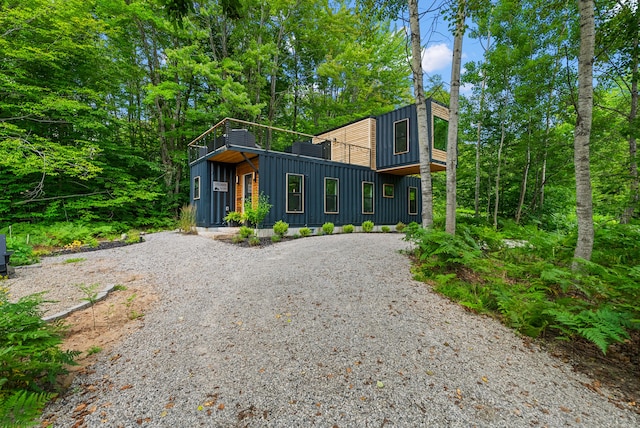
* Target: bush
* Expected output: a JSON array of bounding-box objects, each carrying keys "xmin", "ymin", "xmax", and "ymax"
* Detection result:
[
  {"xmin": 299, "ymin": 227, "xmax": 312, "ymax": 237},
  {"xmin": 322, "ymin": 222, "xmax": 334, "ymax": 235},
  {"xmin": 0, "ymin": 288, "xmax": 79, "ymax": 426},
  {"xmin": 362, "ymin": 220, "xmax": 374, "ymax": 233},
  {"xmin": 273, "ymin": 220, "xmax": 289, "ymax": 237},
  {"xmin": 178, "ymin": 204, "xmax": 197, "ymax": 234},
  {"xmin": 271, "ymin": 235, "xmax": 282, "ymax": 243},
  {"xmin": 244, "ymin": 193, "xmax": 272, "ymax": 228},
  {"xmin": 231, "ymin": 235, "xmax": 245, "ymax": 244},
  {"xmin": 249, "ymin": 236, "xmax": 261, "ymax": 246},
  {"xmin": 396, "ymin": 222, "xmax": 406, "ymax": 232},
  {"xmin": 342, "ymin": 224, "xmax": 354, "ymax": 233},
  {"xmin": 381, "ymin": 226, "xmax": 391, "ymax": 233},
  {"xmin": 239, "ymin": 226, "xmax": 254, "ymax": 239},
  {"xmin": 224, "ymin": 211, "xmax": 243, "ymax": 225}
]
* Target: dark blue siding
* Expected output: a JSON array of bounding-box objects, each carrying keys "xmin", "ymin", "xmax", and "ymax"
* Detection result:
[
  {"xmin": 259, "ymin": 153, "xmax": 421, "ymax": 227},
  {"xmin": 210, "ymin": 162, "xmax": 236, "ymax": 226},
  {"xmin": 190, "ymin": 159, "xmax": 210, "ymax": 226}
]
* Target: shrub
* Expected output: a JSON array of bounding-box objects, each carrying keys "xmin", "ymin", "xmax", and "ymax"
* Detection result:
[
  {"xmin": 224, "ymin": 211, "xmax": 243, "ymax": 225},
  {"xmin": 299, "ymin": 227, "xmax": 312, "ymax": 237},
  {"xmin": 362, "ymin": 220, "xmax": 374, "ymax": 233},
  {"xmin": 342, "ymin": 224, "xmax": 354, "ymax": 233},
  {"xmin": 249, "ymin": 235, "xmax": 261, "ymax": 246},
  {"xmin": 396, "ymin": 222, "xmax": 406, "ymax": 232},
  {"xmin": 125, "ymin": 230, "xmax": 141, "ymax": 244},
  {"xmin": 292, "ymin": 233, "xmax": 300, "ymax": 239},
  {"xmin": 381, "ymin": 226, "xmax": 391, "ymax": 233},
  {"xmin": 273, "ymin": 220, "xmax": 289, "ymax": 237},
  {"xmin": 271, "ymin": 235, "xmax": 282, "ymax": 243},
  {"xmin": 0, "ymin": 288, "xmax": 79, "ymax": 426},
  {"xmin": 231, "ymin": 235, "xmax": 245, "ymax": 244},
  {"xmin": 178, "ymin": 204, "xmax": 197, "ymax": 234},
  {"xmin": 239, "ymin": 226, "xmax": 254, "ymax": 239},
  {"xmin": 322, "ymin": 222, "xmax": 334, "ymax": 235},
  {"xmin": 244, "ymin": 193, "xmax": 272, "ymax": 228}
]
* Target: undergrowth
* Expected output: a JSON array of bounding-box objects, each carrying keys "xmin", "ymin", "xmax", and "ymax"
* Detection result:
[{"xmin": 404, "ymin": 221, "xmax": 640, "ymax": 354}]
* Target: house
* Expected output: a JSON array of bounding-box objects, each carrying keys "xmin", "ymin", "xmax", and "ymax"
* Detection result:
[{"xmin": 187, "ymin": 99, "xmax": 449, "ymax": 230}]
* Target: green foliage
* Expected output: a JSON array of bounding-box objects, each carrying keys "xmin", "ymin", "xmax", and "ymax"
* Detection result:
[
  {"xmin": 238, "ymin": 226, "xmax": 254, "ymax": 239},
  {"xmin": 273, "ymin": 220, "xmax": 289, "ymax": 237},
  {"xmin": 362, "ymin": 221, "xmax": 374, "ymax": 233},
  {"xmin": 299, "ymin": 227, "xmax": 312, "ymax": 237},
  {"xmin": 243, "ymin": 193, "xmax": 272, "ymax": 228},
  {"xmin": 342, "ymin": 224, "xmax": 355, "ymax": 233},
  {"xmin": 64, "ymin": 258, "xmax": 85, "ymax": 264},
  {"xmin": 381, "ymin": 226, "xmax": 391, "ymax": 233},
  {"xmin": 178, "ymin": 205, "xmax": 197, "ymax": 234},
  {"xmin": 224, "ymin": 211, "xmax": 243, "ymax": 224},
  {"xmin": 0, "ymin": 288, "xmax": 78, "ymax": 426},
  {"xmin": 231, "ymin": 235, "xmax": 245, "ymax": 244},
  {"xmin": 5, "ymin": 236, "xmax": 37, "ymax": 266},
  {"xmin": 271, "ymin": 234, "xmax": 282, "ymax": 243},
  {"xmin": 249, "ymin": 236, "xmax": 261, "ymax": 246},
  {"xmin": 125, "ymin": 230, "xmax": 142, "ymax": 244},
  {"xmin": 395, "ymin": 222, "xmax": 406, "ymax": 232},
  {"xmin": 322, "ymin": 222, "xmax": 335, "ymax": 235}
]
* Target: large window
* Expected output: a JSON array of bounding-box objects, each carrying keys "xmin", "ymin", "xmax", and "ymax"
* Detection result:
[
  {"xmin": 362, "ymin": 182, "xmax": 374, "ymax": 214},
  {"xmin": 287, "ymin": 173, "xmax": 304, "ymax": 213},
  {"xmin": 193, "ymin": 176, "xmax": 201, "ymax": 200},
  {"xmin": 433, "ymin": 115, "xmax": 448, "ymax": 151},
  {"xmin": 394, "ymin": 119, "xmax": 409, "ymax": 154},
  {"xmin": 408, "ymin": 187, "xmax": 418, "ymax": 215},
  {"xmin": 325, "ymin": 178, "xmax": 339, "ymax": 214}
]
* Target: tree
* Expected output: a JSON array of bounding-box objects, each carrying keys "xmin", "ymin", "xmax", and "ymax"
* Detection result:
[{"xmin": 572, "ymin": 0, "xmax": 595, "ymax": 265}]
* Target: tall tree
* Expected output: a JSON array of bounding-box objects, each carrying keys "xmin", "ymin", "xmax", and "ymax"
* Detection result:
[{"xmin": 573, "ymin": 0, "xmax": 595, "ymax": 265}]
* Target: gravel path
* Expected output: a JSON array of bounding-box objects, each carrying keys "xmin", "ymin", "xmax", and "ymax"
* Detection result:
[{"xmin": 41, "ymin": 231, "xmax": 638, "ymax": 427}]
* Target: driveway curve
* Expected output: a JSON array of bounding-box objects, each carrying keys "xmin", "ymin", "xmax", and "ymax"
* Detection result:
[{"xmin": 45, "ymin": 232, "xmax": 639, "ymax": 427}]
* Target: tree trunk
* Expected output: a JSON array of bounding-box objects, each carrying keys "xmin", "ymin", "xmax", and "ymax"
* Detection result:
[
  {"xmin": 446, "ymin": 1, "xmax": 465, "ymax": 235},
  {"xmin": 573, "ymin": 0, "xmax": 595, "ymax": 266},
  {"xmin": 408, "ymin": 0, "xmax": 433, "ymax": 228},
  {"xmin": 515, "ymin": 140, "xmax": 530, "ymax": 224},
  {"xmin": 493, "ymin": 120, "xmax": 505, "ymax": 230}
]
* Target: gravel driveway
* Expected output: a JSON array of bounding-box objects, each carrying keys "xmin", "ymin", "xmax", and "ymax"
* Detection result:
[{"xmin": 43, "ymin": 232, "xmax": 639, "ymax": 427}]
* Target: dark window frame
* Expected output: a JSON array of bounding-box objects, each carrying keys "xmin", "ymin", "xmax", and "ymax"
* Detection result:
[
  {"xmin": 362, "ymin": 181, "xmax": 374, "ymax": 214},
  {"xmin": 286, "ymin": 173, "xmax": 304, "ymax": 213},
  {"xmin": 324, "ymin": 177, "xmax": 339, "ymax": 214},
  {"xmin": 394, "ymin": 118, "xmax": 409, "ymax": 155}
]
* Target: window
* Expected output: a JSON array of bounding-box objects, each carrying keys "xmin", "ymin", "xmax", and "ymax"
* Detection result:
[
  {"xmin": 325, "ymin": 178, "xmax": 339, "ymax": 214},
  {"xmin": 394, "ymin": 119, "xmax": 409, "ymax": 154},
  {"xmin": 362, "ymin": 182, "xmax": 374, "ymax": 214},
  {"xmin": 193, "ymin": 176, "xmax": 201, "ymax": 200},
  {"xmin": 409, "ymin": 187, "xmax": 418, "ymax": 215},
  {"xmin": 242, "ymin": 173, "xmax": 253, "ymax": 211},
  {"xmin": 433, "ymin": 115, "xmax": 448, "ymax": 151},
  {"xmin": 287, "ymin": 173, "xmax": 304, "ymax": 213},
  {"xmin": 383, "ymin": 183, "xmax": 394, "ymax": 198}
]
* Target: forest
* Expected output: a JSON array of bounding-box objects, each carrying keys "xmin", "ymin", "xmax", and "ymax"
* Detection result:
[{"xmin": 1, "ymin": 0, "xmax": 639, "ymax": 420}]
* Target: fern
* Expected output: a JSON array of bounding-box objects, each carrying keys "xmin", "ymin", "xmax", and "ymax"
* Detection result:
[
  {"xmin": 0, "ymin": 389, "xmax": 53, "ymax": 428},
  {"xmin": 544, "ymin": 306, "xmax": 632, "ymax": 354}
]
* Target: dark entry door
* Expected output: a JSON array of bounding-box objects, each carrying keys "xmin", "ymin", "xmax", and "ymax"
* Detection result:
[{"xmin": 210, "ymin": 163, "xmax": 235, "ymax": 226}]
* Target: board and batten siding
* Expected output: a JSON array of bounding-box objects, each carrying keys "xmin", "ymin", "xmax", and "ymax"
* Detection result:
[
  {"xmin": 259, "ymin": 152, "xmax": 421, "ymax": 228},
  {"xmin": 316, "ymin": 118, "xmax": 376, "ymax": 169}
]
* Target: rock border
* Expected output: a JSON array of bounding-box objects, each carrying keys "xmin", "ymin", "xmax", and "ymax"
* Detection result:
[{"xmin": 43, "ymin": 284, "xmax": 116, "ymax": 323}]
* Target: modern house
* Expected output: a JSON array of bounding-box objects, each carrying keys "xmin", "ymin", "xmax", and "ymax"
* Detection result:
[{"xmin": 188, "ymin": 99, "xmax": 449, "ymax": 230}]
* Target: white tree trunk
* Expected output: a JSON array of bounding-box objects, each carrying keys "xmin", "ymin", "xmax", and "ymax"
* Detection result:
[
  {"xmin": 408, "ymin": 0, "xmax": 433, "ymax": 228},
  {"xmin": 573, "ymin": 0, "xmax": 595, "ymax": 266},
  {"xmin": 446, "ymin": 0, "xmax": 465, "ymax": 235}
]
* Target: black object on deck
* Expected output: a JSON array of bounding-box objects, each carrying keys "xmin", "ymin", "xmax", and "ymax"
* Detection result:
[{"xmin": 0, "ymin": 234, "xmax": 13, "ymax": 277}]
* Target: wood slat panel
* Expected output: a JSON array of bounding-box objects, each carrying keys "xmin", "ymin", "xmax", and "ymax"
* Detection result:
[{"xmin": 235, "ymin": 158, "xmax": 260, "ymax": 211}]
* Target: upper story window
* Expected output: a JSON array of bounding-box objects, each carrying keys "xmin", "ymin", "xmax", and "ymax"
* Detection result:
[
  {"xmin": 287, "ymin": 173, "xmax": 304, "ymax": 213},
  {"xmin": 362, "ymin": 182, "xmax": 374, "ymax": 214},
  {"xmin": 433, "ymin": 115, "xmax": 448, "ymax": 151},
  {"xmin": 394, "ymin": 119, "xmax": 409, "ymax": 154},
  {"xmin": 324, "ymin": 177, "xmax": 339, "ymax": 214},
  {"xmin": 193, "ymin": 176, "xmax": 201, "ymax": 200}
]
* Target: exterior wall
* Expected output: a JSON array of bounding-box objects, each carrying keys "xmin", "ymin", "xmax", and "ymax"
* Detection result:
[
  {"xmin": 430, "ymin": 101, "xmax": 449, "ymax": 165},
  {"xmin": 259, "ymin": 152, "xmax": 421, "ymax": 228},
  {"xmin": 190, "ymin": 158, "xmax": 211, "ymax": 226},
  {"xmin": 316, "ymin": 117, "xmax": 375, "ymax": 168},
  {"xmin": 190, "ymin": 159, "xmax": 236, "ymax": 227},
  {"xmin": 234, "ymin": 159, "xmax": 260, "ymax": 211}
]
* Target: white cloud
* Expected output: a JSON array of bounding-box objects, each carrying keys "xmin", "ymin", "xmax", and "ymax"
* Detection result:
[{"xmin": 422, "ymin": 43, "xmax": 452, "ymax": 73}]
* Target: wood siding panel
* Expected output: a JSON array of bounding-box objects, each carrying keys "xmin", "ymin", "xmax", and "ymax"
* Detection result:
[
  {"xmin": 431, "ymin": 103, "xmax": 450, "ymax": 121},
  {"xmin": 432, "ymin": 148, "xmax": 446, "ymax": 163},
  {"xmin": 235, "ymin": 158, "xmax": 260, "ymax": 211},
  {"xmin": 316, "ymin": 118, "xmax": 375, "ymax": 168}
]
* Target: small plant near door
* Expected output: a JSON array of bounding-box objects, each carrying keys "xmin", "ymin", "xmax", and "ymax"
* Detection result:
[
  {"xmin": 244, "ymin": 193, "xmax": 272, "ymax": 229},
  {"xmin": 224, "ymin": 211, "xmax": 243, "ymax": 227},
  {"xmin": 299, "ymin": 227, "xmax": 312, "ymax": 237}
]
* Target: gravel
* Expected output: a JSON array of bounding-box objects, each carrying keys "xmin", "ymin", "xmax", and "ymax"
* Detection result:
[{"xmin": 38, "ymin": 231, "xmax": 638, "ymax": 427}]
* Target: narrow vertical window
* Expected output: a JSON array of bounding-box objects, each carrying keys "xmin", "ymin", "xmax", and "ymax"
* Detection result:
[
  {"xmin": 362, "ymin": 182, "xmax": 374, "ymax": 214},
  {"xmin": 409, "ymin": 186, "xmax": 418, "ymax": 215},
  {"xmin": 433, "ymin": 115, "xmax": 448, "ymax": 151},
  {"xmin": 325, "ymin": 178, "xmax": 339, "ymax": 214},
  {"xmin": 287, "ymin": 173, "xmax": 304, "ymax": 213},
  {"xmin": 242, "ymin": 173, "xmax": 253, "ymax": 211},
  {"xmin": 193, "ymin": 176, "xmax": 201, "ymax": 200},
  {"xmin": 394, "ymin": 119, "xmax": 409, "ymax": 154}
]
